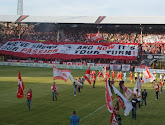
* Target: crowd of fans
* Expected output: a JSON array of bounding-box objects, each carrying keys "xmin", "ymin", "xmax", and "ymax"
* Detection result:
[{"xmin": 0, "ymin": 23, "xmax": 165, "ymax": 64}]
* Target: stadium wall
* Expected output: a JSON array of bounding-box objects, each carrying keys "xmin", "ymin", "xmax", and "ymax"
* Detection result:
[{"xmin": 0, "ymin": 62, "xmax": 103, "ymax": 70}]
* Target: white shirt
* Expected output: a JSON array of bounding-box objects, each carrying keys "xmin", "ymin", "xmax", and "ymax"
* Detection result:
[{"xmin": 136, "ymin": 92, "xmax": 141, "ymax": 101}]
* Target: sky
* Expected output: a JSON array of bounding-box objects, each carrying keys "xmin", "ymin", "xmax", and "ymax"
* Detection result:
[{"xmin": 0, "ymin": 0, "xmax": 165, "ymax": 16}]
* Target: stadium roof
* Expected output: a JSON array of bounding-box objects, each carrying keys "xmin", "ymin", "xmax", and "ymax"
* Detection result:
[{"xmin": 0, "ymin": 15, "xmax": 165, "ymax": 24}]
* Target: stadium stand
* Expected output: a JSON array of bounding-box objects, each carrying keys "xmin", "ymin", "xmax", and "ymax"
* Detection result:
[{"xmin": 0, "ymin": 16, "xmax": 165, "ymax": 67}]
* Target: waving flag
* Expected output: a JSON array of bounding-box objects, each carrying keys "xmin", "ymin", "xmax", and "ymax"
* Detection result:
[
  {"xmin": 121, "ymin": 84, "xmax": 133, "ymax": 99},
  {"xmin": 143, "ymin": 68, "xmax": 155, "ymax": 83},
  {"xmin": 133, "ymin": 75, "xmax": 143, "ymax": 93},
  {"xmin": 84, "ymin": 66, "xmax": 92, "ymax": 84},
  {"xmin": 69, "ymin": 74, "xmax": 82, "ymax": 86},
  {"xmin": 53, "ymin": 66, "xmax": 71, "ymax": 82},
  {"xmin": 111, "ymin": 113, "xmax": 118, "ymax": 125},
  {"xmin": 112, "ymin": 85, "xmax": 133, "ymax": 116},
  {"xmin": 105, "ymin": 79, "xmax": 113, "ymax": 113},
  {"xmin": 17, "ymin": 72, "xmax": 25, "ymax": 98},
  {"xmin": 86, "ymin": 32, "xmax": 103, "ymax": 41}
]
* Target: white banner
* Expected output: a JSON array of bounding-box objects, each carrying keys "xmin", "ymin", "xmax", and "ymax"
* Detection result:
[
  {"xmin": 135, "ymin": 68, "xmax": 165, "ymax": 74},
  {"xmin": 143, "ymin": 35, "xmax": 160, "ymax": 43},
  {"xmin": 122, "ymin": 64, "xmax": 130, "ymax": 71},
  {"xmin": 110, "ymin": 64, "xmax": 121, "ymax": 71},
  {"xmin": 95, "ymin": 63, "xmax": 110, "ymax": 68},
  {"xmin": 0, "ymin": 40, "xmax": 139, "ymax": 60},
  {"xmin": 87, "ymin": 63, "xmax": 95, "ymax": 66}
]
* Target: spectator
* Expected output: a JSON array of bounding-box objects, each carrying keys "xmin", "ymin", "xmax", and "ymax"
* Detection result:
[
  {"xmin": 131, "ymin": 95, "xmax": 138, "ymax": 120},
  {"xmin": 70, "ymin": 111, "xmax": 79, "ymax": 125},
  {"xmin": 141, "ymin": 89, "xmax": 147, "ymax": 106},
  {"xmin": 26, "ymin": 88, "xmax": 32, "ymax": 111}
]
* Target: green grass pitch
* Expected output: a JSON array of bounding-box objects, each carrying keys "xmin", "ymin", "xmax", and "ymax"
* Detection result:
[{"xmin": 0, "ymin": 66, "xmax": 165, "ymax": 125}]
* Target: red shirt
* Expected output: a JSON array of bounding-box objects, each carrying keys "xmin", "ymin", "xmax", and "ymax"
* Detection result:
[
  {"xmin": 114, "ymin": 105, "xmax": 119, "ymax": 111},
  {"xmin": 112, "ymin": 72, "xmax": 115, "ymax": 78},
  {"xmin": 93, "ymin": 75, "xmax": 96, "ymax": 81},
  {"xmin": 106, "ymin": 71, "xmax": 110, "ymax": 78},
  {"xmin": 51, "ymin": 85, "xmax": 58, "ymax": 91},
  {"xmin": 117, "ymin": 73, "xmax": 120, "ymax": 79},
  {"xmin": 120, "ymin": 72, "xmax": 122, "ymax": 79},
  {"xmin": 113, "ymin": 105, "xmax": 119, "ymax": 115},
  {"xmin": 27, "ymin": 92, "xmax": 32, "ymax": 100},
  {"xmin": 155, "ymin": 84, "xmax": 159, "ymax": 91},
  {"xmin": 161, "ymin": 81, "xmax": 164, "ymax": 87}
]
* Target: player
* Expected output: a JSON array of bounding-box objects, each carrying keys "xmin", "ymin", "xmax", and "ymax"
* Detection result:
[
  {"xmin": 130, "ymin": 71, "xmax": 133, "ymax": 83},
  {"xmin": 120, "ymin": 71, "xmax": 123, "ymax": 81},
  {"xmin": 160, "ymin": 79, "xmax": 164, "ymax": 93},
  {"xmin": 93, "ymin": 73, "xmax": 96, "ymax": 88},
  {"xmin": 117, "ymin": 72, "xmax": 120, "ymax": 82},
  {"xmin": 123, "ymin": 71, "xmax": 127, "ymax": 82},
  {"xmin": 106, "ymin": 71, "xmax": 110, "ymax": 78},
  {"xmin": 134, "ymin": 72, "xmax": 138, "ymax": 81},
  {"xmin": 111, "ymin": 70, "xmax": 115, "ymax": 80}
]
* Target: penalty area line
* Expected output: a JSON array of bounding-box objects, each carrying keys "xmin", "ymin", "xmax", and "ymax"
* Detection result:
[{"xmin": 80, "ymin": 98, "xmax": 117, "ymax": 122}]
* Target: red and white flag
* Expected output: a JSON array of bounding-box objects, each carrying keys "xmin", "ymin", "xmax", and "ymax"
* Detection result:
[
  {"xmin": 105, "ymin": 79, "xmax": 113, "ymax": 113},
  {"xmin": 133, "ymin": 75, "xmax": 143, "ymax": 93},
  {"xmin": 121, "ymin": 84, "xmax": 133, "ymax": 99},
  {"xmin": 86, "ymin": 32, "xmax": 103, "ymax": 41},
  {"xmin": 112, "ymin": 85, "xmax": 133, "ymax": 116},
  {"xmin": 84, "ymin": 66, "xmax": 92, "ymax": 84},
  {"xmin": 111, "ymin": 113, "xmax": 118, "ymax": 125},
  {"xmin": 53, "ymin": 66, "xmax": 71, "ymax": 82},
  {"xmin": 69, "ymin": 74, "xmax": 82, "ymax": 86},
  {"xmin": 142, "ymin": 68, "xmax": 155, "ymax": 83},
  {"xmin": 17, "ymin": 72, "xmax": 25, "ymax": 98}
]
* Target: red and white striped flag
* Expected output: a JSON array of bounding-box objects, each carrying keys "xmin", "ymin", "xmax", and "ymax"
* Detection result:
[
  {"xmin": 105, "ymin": 79, "xmax": 113, "ymax": 113},
  {"xmin": 111, "ymin": 113, "xmax": 118, "ymax": 125},
  {"xmin": 121, "ymin": 84, "xmax": 133, "ymax": 99},
  {"xmin": 17, "ymin": 72, "xmax": 25, "ymax": 98},
  {"xmin": 53, "ymin": 66, "xmax": 71, "ymax": 82},
  {"xmin": 142, "ymin": 68, "xmax": 155, "ymax": 83},
  {"xmin": 69, "ymin": 74, "xmax": 82, "ymax": 86},
  {"xmin": 112, "ymin": 85, "xmax": 133, "ymax": 116},
  {"xmin": 84, "ymin": 66, "xmax": 92, "ymax": 84}
]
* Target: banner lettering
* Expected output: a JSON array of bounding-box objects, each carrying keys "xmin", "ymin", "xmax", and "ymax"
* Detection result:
[{"xmin": 0, "ymin": 39, "xmax": 139, "ymax": 60}]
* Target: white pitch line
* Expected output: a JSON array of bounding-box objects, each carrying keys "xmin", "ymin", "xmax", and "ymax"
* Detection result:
[
  {"xmin": 0, "ymin": 123, "xmax": 16, "ymax": 125},
  {"xmin": 80, "ymin": 98, "xmax": 117, "ymax": 122}
]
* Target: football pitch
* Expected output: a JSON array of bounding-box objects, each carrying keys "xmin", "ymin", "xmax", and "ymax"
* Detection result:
[{"xmin": 0, "ymin": 66, "xmax": 165, "ymax": 125}]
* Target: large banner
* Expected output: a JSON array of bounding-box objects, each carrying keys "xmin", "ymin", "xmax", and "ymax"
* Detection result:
[{"xmin": 0, "ymin": 39, "xmax": 139, "ymax": 60}]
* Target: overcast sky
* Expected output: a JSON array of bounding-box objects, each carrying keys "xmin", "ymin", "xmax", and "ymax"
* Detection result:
[{"xmin": 0, "ymin": 0, "xmax": 164, "ymax": 16}]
